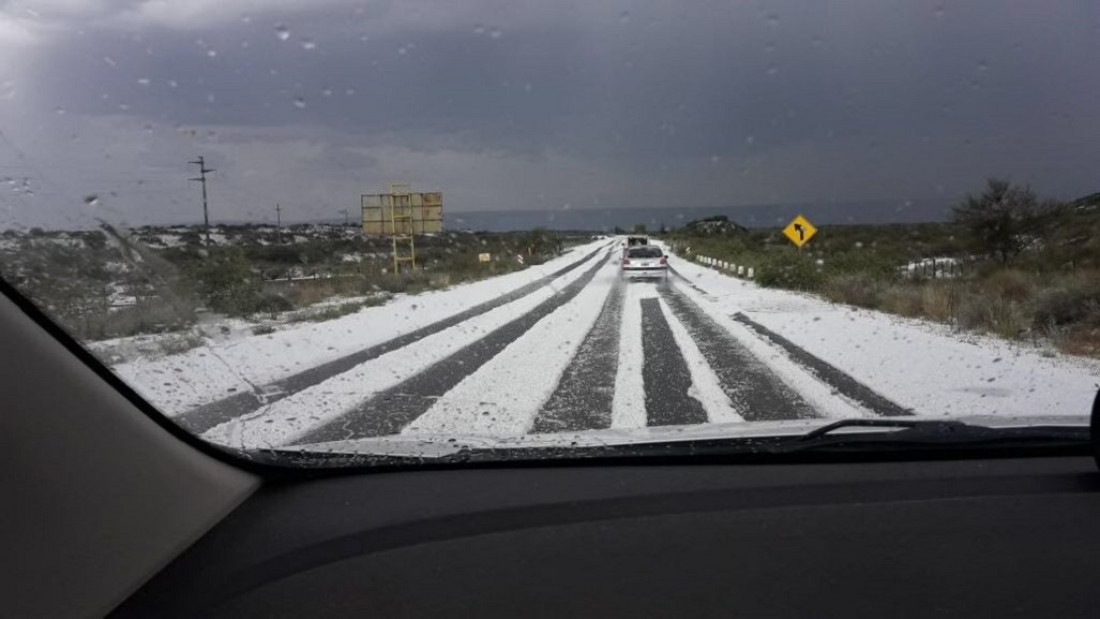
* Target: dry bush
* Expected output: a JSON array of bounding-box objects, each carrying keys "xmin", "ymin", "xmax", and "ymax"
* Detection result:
[
  {"xmin": 879, "ymin": 286, "xmax": 924, "ymax": 318},
  {"xmin": 821, "ymin": 274, "xmax": 883, "ymax": 308},
  {"xmin": 982, "ymin": 269, "xmax": 1036, "ymax": 302},
  {"xmin": 921, "ymin": 283, "xmax": 961, "ymax": 322}
]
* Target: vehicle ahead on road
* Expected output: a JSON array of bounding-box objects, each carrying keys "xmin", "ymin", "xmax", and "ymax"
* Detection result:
[{"xmin": 621, "ymin": 245, "xmax": 669, "ymax": 280}]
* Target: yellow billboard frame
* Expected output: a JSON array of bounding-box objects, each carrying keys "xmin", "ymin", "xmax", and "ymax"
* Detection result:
[{"xmin": 361, "ymin": 185, "xmax": 443, "ymax": 273}]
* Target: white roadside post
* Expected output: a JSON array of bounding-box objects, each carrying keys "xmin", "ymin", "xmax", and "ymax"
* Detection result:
[{"xmin": 747, "ymin": 267, "xmax": 754, "ymax": 279}]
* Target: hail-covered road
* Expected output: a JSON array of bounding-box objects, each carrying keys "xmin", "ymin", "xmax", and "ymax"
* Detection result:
[{"xmin": 112, "ymin": 239, "xmax": 1099, "ymax": 454}]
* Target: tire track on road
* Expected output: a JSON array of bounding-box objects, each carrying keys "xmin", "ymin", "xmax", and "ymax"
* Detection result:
[
  {"xmin": 640, "ymin": 297, "xmax": 709, "ymax": 427},
  {"xmin": 659, "ymin": 282, "xmax": 818, "ymax": 421},
  {"xmin": 531, "ymin": 276, "xmax": 625, "ymax": 433},
  {"xmin": 731, "ymin": 313, "xmax": 912, "ymax": 417},
  {"xmin": 293, "ymin": 254, "xmax": 612, "ymax": 443},
  {"xmin": 175, "ymin": 243, "xmax": 611, "ymax": 434}
]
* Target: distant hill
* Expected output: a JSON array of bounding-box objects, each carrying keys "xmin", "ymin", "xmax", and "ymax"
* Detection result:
[
  {"xmin": 1072, "ymin": 192, "xmax": 1100, "ymax": 213},
  {"xmin": 681, "ymin": 215, "xmax": 747, "ymax": 236}
]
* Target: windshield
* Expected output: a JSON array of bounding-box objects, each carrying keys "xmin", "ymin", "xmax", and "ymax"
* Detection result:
[
  {"xmin": 627, "ymin": 247, "xmax": 662, "ymax": 259},
  {"xmin": 1, "ymin": 1, "xmax": 1098, "ymax": 465}
]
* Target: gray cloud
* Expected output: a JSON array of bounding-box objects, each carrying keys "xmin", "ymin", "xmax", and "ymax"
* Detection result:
[{"xmin": 1, "ymin": 0, "xmax": 1099, "ymax": 228}]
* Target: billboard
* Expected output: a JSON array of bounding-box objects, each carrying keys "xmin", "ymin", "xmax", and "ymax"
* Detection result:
[{"xmin": 361, "ymin": 191, "xmax": 443, "ymax": 236}]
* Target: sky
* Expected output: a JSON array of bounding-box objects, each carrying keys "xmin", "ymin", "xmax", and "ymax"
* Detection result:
[{"xmin": 0, "ymin": 0, "xmax": 1098, "ymax": 229}]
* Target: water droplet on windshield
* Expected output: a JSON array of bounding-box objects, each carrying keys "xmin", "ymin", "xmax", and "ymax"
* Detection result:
[
  {"xmin": 84, "ymin": 195, "xmax": 99, "ymax": 206},
  {"xmin": 275, "ymin": 24, "xmax": 290, "ymax": 41},
  {"xmin": 473, "ymin": 24, "xmax": 485, "ymax": 35},
  {"xmin": 137, "ymin": 78, "xmax": 150, "ymax": 86},
  {"xmin": 53, "ymin": 106, "xmax": 65, "ymax": 115},
  {"xmin": 619, "ymin": 11, "xmax": 631, "ymax": 23},
  {"xmin": 489, "ymin": 28, "xmax": 503, "ymax": 39},
  {"xmin": 206, "ymin": 49, "xmax": 217, "ymax": 57},
  {"xmin": 293, "ymin": 96, "xmax": 306, "ymax": 109},
  {"xmin": 168, "ymin": 80, "xmax": 178, "ymax": 88},
  {"xmin": 301, "ymin": 40, "xmax": 316, "ymax": 50}
]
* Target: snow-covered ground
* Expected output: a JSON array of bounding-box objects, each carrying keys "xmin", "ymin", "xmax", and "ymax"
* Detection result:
[
  {"xmin": 664, "ymin": 246, "xmax": 1100, "ymax": 419},
  {"xmin": 103, "ymin": 235, "xmax": 1100, "ymax": 455},
  {"xmin": 202, "ymin": 247, "xmax": 610, "ymax": 447},
  {"xmin": 110, "ymin": 239, "xmax": 610, "ymax": 417}
]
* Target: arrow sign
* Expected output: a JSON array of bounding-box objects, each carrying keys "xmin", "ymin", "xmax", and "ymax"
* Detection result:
[{"xmin": 783, "ymin": 214, "xmax": 817, "ymax": 248}]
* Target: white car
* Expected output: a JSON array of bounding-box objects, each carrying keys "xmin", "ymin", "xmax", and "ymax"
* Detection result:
[{"xmin": 621, "ymin": 245, "xmax": 669, "ymax": 280}]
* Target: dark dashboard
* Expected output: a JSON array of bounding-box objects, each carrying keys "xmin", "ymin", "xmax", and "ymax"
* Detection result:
[{"xmin": 114, "ymin": 455, "xmax": 1100, "ymax": 618}]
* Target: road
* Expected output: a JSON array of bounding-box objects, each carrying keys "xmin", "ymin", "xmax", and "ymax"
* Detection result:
[{"xmin": 187, "ymin": 241, "xmax": 921, "ymax": 450}]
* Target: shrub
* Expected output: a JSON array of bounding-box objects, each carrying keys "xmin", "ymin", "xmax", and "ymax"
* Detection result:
[
  {"xmin": 156, "ymin": 333, "xmax": 205, "ymax": 356},
  {"xmin": 822, "ymin": 274, "xmax": 884, "ymax": 309},
  {"xmin": 755, "ymin": 253, "xmax": 823, "ymax": 290},
  {"xmin": 956, "ymin": 294, "xmax": 1028, "ymax": 337},
  {"xmin": 879, "ymin": 286, "xmax": 925, "ymax": 318},
  {"xmin": 921, "ymin": 283, "xmax": 961, "ymax": 322},
  {"xmin": 982, "ymin": 269, "xmax": 1035, "ymax": 302},
  {"xmin": 1033, "ymin": 278, "xmax": 1100, "ymax": 328}
]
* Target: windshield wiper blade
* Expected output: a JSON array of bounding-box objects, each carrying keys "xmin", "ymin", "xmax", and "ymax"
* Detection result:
[
  {"xmin": 798, "ymin": 418, "xmax": 973, "ymax": 441},
  {"xmin": 779, "ymin": 418, "xmax": 1089, "ymax": 455}
]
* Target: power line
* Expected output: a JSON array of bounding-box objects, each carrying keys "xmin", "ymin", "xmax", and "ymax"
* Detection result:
[{"xmin": 188, "ymin": 156, "xmax": 215, "ymax": 244}]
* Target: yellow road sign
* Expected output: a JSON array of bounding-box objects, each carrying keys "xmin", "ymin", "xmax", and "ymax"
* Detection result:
[{"xmin": 783, "ymin": 214, "xmax": 817, "ymax": 248}]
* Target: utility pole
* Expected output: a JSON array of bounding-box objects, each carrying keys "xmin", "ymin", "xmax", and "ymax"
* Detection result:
[
  {"xmin": 276, "ymin": 203, "xmax": 282, "ymax": 244},
  {"xmin": 189, "ymin": 156, "xmax": 215, "ymax": 244},
  {"xmin": 342, "ymin": 208, "xmax": 350, "ymax": 228}
]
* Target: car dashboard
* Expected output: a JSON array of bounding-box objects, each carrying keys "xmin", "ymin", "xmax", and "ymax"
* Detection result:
[{"xmin": 113, "ymin": 454, "xmax": 1100, "ymax": 618}]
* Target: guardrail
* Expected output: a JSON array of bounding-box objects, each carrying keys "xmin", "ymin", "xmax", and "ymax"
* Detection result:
[{"xmin": 694, "ymin": 255, "xmax": 754, "ymax": 280}]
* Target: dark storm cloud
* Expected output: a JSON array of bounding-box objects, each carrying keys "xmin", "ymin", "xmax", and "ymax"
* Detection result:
[{"xmin": 2, "ymin": 0, "xmax": 1099, "ymax": 227}]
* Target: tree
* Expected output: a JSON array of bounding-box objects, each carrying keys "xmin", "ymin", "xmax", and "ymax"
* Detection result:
[
  {"xmin": 952, "ymin": 178, "xmax": 1064, "ymax": 264},
  {"xmin": 632, "ymin": 223, "xmax": 647, "ymax": 234}
]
